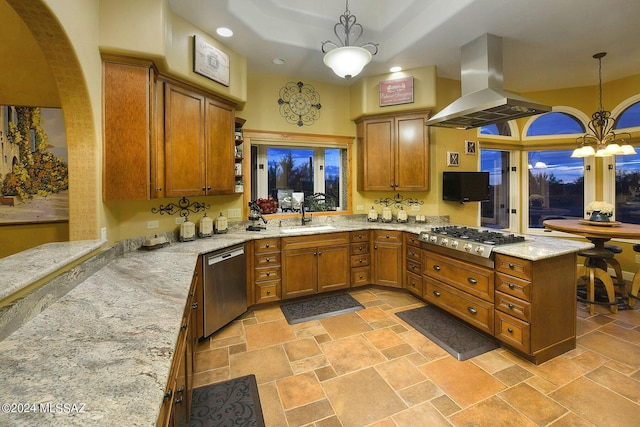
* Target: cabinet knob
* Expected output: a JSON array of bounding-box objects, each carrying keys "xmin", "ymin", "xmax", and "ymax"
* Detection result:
[
  {"xmin": 266, "ymin": 243, "xmax": 270, "ymax": 248},
  {"xmin": 266, "ymin": 272, "xmax": 271, "ymax": 276},
  {"xmin": 508, "ymin": 283, "xmax": 515, "ymax": 290},
  {"xmin": 467, "ymin": 277, "xmax": 477, "ymax": 285},
  {"xmin": 181, "ymin": 323, "xmax": 187, "ymax": 330},
  {"xmin": 164, "ymin": 389, "xmax": 173, "ymax": 400},
  {"xmin": 433, "ymin": 265, "xmax": 441, "ymax": 271},
  {"xmin": 318, "ymin": 251, "xmax": 322, "ymax": 256},
  {"xmin": 192, "ymin": 302, "xmax": 198, "ymax": 309},
  {"xmin": 314, "ymin": 252, "xmax": 318, "ymax": 256},
  {"xmin": 359, "ymin": 245, "xmax": 363, "ymax": 250},
  {"xmin": 386, "ymin": 234, "xmax": 390, "ymax": 238},
  {"xmin": 266, "ymin": 257, "xmax": 270, "ymax": 262},
  {"xmin": 175, "ymin": 396, "xmax": 183, "ymax": 404},
  {"xmin": 508, "ymin": 263, "xmax": 515, "ymax": 269},
  {"xmin": 433, "ymin": 290, "xmax": 441, "ymax": 297},
  {"xmin": 507, "ymin": 328, "xmax": 514, "ymax": 334},
  {"xmin": 467, "ymin": 307, "xmax": 478, "ymax": 315},
  {"xmin": 359, "ymin": 275, "xmax": 363, "ymax": 279},
  {"xmin": 374, "ymin": 245, "xmax": 378, "ymax": 249},
  {"xmin": 266, "ymin": 290, "xmax": 271, "ymax": 295},
  {"xmin": 508, "ymin": 303, "xmax": 514, "ymax": 310},
  {"xmin": 156, "ymin": 187, "xmax": 162, "ymax": 191}
]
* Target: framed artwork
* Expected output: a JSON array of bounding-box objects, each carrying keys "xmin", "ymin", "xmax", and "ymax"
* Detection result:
[
  {"xmin": 193, "ymin": 35, "xmax": 230, "ymax": 86},
  {"xmin": 447, "ymin": 151, "xmax": 460, "ymax": 166},
  {"xmin": 379, "ymin": 76, "xmax": 414, "ymax": 106},
  {"xmin": 465, "ymin": 140, "xmax": 477, "ymax": 154},
  {"xmin": 0, "ymin": 105, "xmax": 68, "ymax": 224}
]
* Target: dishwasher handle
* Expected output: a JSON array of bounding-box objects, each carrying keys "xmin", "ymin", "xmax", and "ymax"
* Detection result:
[{"xmin": 207, "ymin": 246, "xmax": 245, "ymax": 266}]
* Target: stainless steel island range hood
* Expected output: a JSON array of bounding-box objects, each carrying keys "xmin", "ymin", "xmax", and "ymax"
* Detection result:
[{"xmin": 426, "ymin": 34, "xmax": 551, "ymax": 129}]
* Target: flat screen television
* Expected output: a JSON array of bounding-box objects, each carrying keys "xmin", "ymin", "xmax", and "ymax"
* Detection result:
[{"xmin": 442, "ymin": 171, "xmax": 490, "ymax": 203}]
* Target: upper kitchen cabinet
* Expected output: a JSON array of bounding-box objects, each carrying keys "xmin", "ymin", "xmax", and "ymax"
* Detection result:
[
  {"xmin": 102, "ymin": 55, "xmax": 237, "ymax": 200},
  {"xmin": 356, "ymin": 110, "xmax": 430, "ymax": 192}
]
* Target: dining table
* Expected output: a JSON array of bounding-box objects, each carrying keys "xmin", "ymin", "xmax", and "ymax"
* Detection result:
[{"xmin": 543, "ymin": 218, "xmax": 640, "ymax": 310}]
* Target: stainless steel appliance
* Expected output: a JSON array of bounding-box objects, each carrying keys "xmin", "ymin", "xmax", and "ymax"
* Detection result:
[
  {"xmin": 202, "ymin": 244, "xmax": 247, "ymax": 337},
  {"xmin": 419, "ymin": 226, "xmax": 525, "ymax": 266}
]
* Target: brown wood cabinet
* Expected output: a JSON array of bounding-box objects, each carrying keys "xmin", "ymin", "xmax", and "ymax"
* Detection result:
[
  {"xmin": 350, "ymin": 230, "xmax": 371, "ymax": 288},
  {"xmin": 404, "ymin": 233, "xmax": 423, "ymax": 297},
  {"xmin": 252, "ymin": 238, "xmax": 282, "ymax": 304},
  {"xmin": 281, "ymin": 232, "xmax": 350, "ymax": 299},
  {"xmin": 102, "ymin": 55, "xmax": 237, "ymax": 200},
  {"xmin": 356, "ymin": 110, "xmax": 430, "ymax": 191},
  {"xmin": 372, "ymin": 230, "xmax": 403, "ymax": 288}
]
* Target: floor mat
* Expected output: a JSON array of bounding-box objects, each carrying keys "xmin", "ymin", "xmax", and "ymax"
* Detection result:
[
  {"xmin": 396, "ymin": 305, "xmax": 499, "ymax": 361},
  {"xmin": 281, "ymin": 293, "xmax": 364, "ymax": 325},
  {"xmin": 190, "ymin": 374, "xmax": 265, "ymax": 427}
]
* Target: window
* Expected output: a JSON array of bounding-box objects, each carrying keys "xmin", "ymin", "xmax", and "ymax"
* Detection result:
[
  {"xmin": 615, "ymin": 102, "xmax": 640, "ymax": 129},
  {"xmin": 252, "ymin": 143, "xmax": 348, "ymax": 213},
  {"xmin": 525, "ymin": 112, "xmax": 584, "ymax": 136},
  {"xmin": 610, "ymin": 101, "xmax": 640, "ymax": 223}
]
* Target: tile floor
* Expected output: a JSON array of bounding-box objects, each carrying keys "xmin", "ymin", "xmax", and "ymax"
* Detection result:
[{"xmin": 193, "ymin": 288, "xmax": 640, "ymax": 427}]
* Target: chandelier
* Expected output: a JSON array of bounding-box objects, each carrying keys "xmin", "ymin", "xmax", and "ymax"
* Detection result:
[
  {"xmin": 571, "ymin": 52, "xmax": 635, "ymax": 157},
  {"xmin": 321, "ymin": 0, "xmax": 378, "ymax": 79}
]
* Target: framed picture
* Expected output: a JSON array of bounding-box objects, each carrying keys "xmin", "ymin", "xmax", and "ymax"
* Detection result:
[
  {"xmin": 465, "ymin": 140, "xmax": 477, "ymax": 154},
  {"xmin": 447, "ymin": 151, "xmax": 460, "ymax": 166},
  {"xmin": 379, "ymin": 76, "xmax": 414, "ymax": 106},
  {"xmin": 193, "ymin": 35, "xmax": 230, "ymax": 86}
]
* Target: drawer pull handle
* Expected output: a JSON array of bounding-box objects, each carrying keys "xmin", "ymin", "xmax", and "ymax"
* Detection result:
[
  {"xmin": 164, "ymin": 388, "xmax": 173, "ymax": 400},
  {"xmin": 467, "ymin": 277, "xmax": 477, "ymax": 284},
  {"xmin": 266, "ymin": 257, "xmax": 270, "ymax": 263},
  {"xmin": 266, "ymin": 290, "xmax": 271, "ymax": 295},
  {"xmin": 192, "ymin": 302, "xmax": 198, "ymax": 309},
  {"xmin": 433, "ymin": 265, "xmax": 441, "ymax": 271},
  {"xmin": 318, "ymin": 251, "xmax": 322, "ymax": 256},
  {"xmin": 359, "ymin": 275, "xmax": 363, "ymax": 279},
  {"xmin": 314, "ymin": 252, "xmax": 318, "ymax": 256},
  {"xmin": 175, "ymin": 396, "xmax": 183, "ymax": 404},
  {"xmin": 467, "ymin": 307, "xmax": 477, "ymax": 315},
  {"xmin": 181, "ymin": 323, "xmax": 187, "ymax": 330},
  {"xmin": 508, "ymin": 283, "xmax": 515, "ymax": 290},
  {"xmin": 507, "ymin": 328, "xmax": 514, "ymax": 333},
  {"xmin": 266, "ymin": 243, "xmax": 270, "ymax": 248},
  {"xmin": 410, "ymin": 251, "xmax": 416, "ymax": 256},
  {"xmin": 359, "ymin": 245, "xmax": 363, "ymax": 250},
  {"xmin": 359, "ymin": 259, "xmax": 363, "ymax": 263},
  {"xmin": 433, "ymin": 290, "xmax": 441, "ymax": 297},
  {"xmin": 266, "ymin": 272, "xmax": 271, "ymax": 276},
  {"xmin": 508, "ymin": 263, "xmax": 515, "ymax": 269},
  {"xmin": 386, "ymin": 234, "xmax": 390, "ymax": 238},
  {"xmin": 508, "ymin": 303, "xmax": 514, "ymax": 310}
]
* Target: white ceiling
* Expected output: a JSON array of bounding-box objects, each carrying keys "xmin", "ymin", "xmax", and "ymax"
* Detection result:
[{"xmin": 169, "ymin": 0, "xmax": 640, "ymax": 93}]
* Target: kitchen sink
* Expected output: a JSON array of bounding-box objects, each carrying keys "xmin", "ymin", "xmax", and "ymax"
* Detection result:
[{"xmin": 280, "ymin": 225, "xmax": 337, "ymax": 234}]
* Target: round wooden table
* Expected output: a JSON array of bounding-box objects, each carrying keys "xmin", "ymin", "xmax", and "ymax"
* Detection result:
[{"xmin": 543, "ymin": 219, "xmax": 640, "ymax": 311}]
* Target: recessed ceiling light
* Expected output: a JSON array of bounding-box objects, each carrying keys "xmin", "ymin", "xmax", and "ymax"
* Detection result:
[
  {"xmin": 216, "ymin": 27, "xmax": 233, "ymax": 37},
  {"xmin": 272, "ymin": 57, "xmax": 286, "ymax": 65},
  {"xmin": 389, "ymin": 66, "xmax": 402, "ymax": 72}
]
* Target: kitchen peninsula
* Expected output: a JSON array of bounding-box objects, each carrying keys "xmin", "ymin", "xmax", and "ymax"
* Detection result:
[{"xmin": 0, "ymin": 218, "xmax": 592, "ymax": 426}]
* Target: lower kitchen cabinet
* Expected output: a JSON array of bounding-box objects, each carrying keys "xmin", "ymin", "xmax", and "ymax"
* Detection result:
[
  {"xmin": 372, "ymin": 230, "xmax": 403, "ymax": 288},
  {"xmin": 252, "ymin": 238, "xmax": 282, "ymax": 304},
  {"xmin": 281, "ymin": 232, "xmax": 350, "ymax": 299},
  {"xmin": 404, "ymin": 232, "xmax": 423, "ymax": 297},
  {"xmin": 350, "ymin": 231, "xmax": 371, "ymax": 288}
]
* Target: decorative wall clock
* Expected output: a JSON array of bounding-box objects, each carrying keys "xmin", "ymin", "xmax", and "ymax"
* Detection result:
[{"xmin": 277, "ymin": 81, "xmax": 321, "ymax": 126}]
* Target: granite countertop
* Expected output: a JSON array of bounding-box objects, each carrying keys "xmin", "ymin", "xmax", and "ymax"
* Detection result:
[{"xmin": 0, "ymin": 219, "xmax": 592, "ymax": 426}]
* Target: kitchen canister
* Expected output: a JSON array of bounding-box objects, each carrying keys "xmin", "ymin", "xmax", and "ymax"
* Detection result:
[
  {"xmin": 397, "ymin": 207, "xmax": 408, "ymax": 222},
  {"xmin": 179, "ymin": 217, "xmax": 196, "ymax": 242},
  {"xmin": 382, "ymin": 206, "xmax": 393, "ymax": 222},
  {"xmin": 214, "ymin": 212, "xmax": 228, "ymax": 233},
  {"xmin": 198, "ymin": 212, "xmax": 213, "ymax": 237},
  {"xmin": 367, "ymin": 206, "xmax": 378, "ymax": 221}
]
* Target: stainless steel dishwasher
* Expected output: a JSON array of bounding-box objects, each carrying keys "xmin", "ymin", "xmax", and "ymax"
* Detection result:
[{"xmin": 202, "ymin": 244, "xmax": 247, "ymax": 337}]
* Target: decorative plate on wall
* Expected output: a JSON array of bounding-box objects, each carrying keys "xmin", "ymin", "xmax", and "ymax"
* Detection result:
[{"xmin": 277, "ymin": 81, "xmax": 321, "ymax": 126}]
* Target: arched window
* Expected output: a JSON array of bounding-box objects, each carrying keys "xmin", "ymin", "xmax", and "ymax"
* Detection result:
[
  {"xmin": 480, "ymin": 122, "xmax": 512, "ymax": 136},
  {"xmin": 614, "ymin": 101, "xmax": 640, "ymax": 129},
  {"xmin": 526, "ymin": 112, "xmax": 584, "ymax": 136}
]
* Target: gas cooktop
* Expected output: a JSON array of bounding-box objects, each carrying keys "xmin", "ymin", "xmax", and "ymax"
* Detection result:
[{"xmin": 419, "ymin": 226, "xmax": 525, "ymax": 258}]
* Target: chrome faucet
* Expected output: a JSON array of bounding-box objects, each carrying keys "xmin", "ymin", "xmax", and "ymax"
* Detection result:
[{"xmin": 301, "ymin": 200, "xmax": 312, "ymax": 225}]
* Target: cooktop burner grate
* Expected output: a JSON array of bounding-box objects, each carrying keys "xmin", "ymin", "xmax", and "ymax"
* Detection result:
[{"xmin": 419, "ymin": 226, "xmax": 526, "ymax": 258}]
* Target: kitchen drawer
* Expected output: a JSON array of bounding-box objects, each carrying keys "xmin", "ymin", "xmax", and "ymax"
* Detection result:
[
  {"xmin": 424, "ymin": 278, "xmax": 494, "ymax": 335},
  {"xmin": 255, "ymin": 252, "xmax": 281, "ymax": 267},
  {"xmin": 254, "ymin": 266, "xmax": 281, "ymax": 282},
  {"xmin": 404, "ymin": 232, "xmax": 420, "ymax": 248},
  {"xmin": 255, "ymin": 279, "xmax": 281, "ymax": 304},
  {"xmin": 405, "ymin": 270, "xmax": 423, "ymax": 297},
  {"xmin": 373, "ymin": 230, "xmax": 402, "ymax": 244},
  {"xmin": 351, "ymin": 231, "xmax": 370, "ymax": 242},
  {"xmin": 495, "ymin": 291, "xmax": 531, "ymax": 322},
  {"xmin": 495, "ymin": 272, "xmax": 531, "ymax": 302},
  {"xmin": 351, "ymin": 253, "xmax": 370, "ymax": 268},
  {"xmin": 423, "ymin": 251, "xmax": 494, "ymax": 302},
  {"xmin": 351, "ymin": 242, "xmax": 369, "ymax": 255},
  {"xmin": 255, "ymin": 238, "xmax": 280, "ymax": 253},
  {"xmin": 406, "ymin": 245, "xmax": 421, "ymax": 261},
  {"xmin": 495, "ymin": 310, "xmax": 530, "ymax": 353},
  {"xmin": 495, "ymin": 254, "xmax": 532, "ymax": 281},
  {"xmin": 282, "ymin": 232, "xmax": 350, "ymax": 250},
  {"xmin": 351, "ymin": 266, "xmax": 370, "ymax": 287},
  {"xmin": 406, "ymin": 258, "xmax": 422, "ymax": 275}
]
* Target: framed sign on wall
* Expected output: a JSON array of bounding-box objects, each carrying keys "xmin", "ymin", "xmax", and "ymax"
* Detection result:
[
  {"xmin": 379, "ymin": 76, "xmax": 414, "ymax": 106},
  {"xmin": 193, "ymin": 35, "xmax": 230, "ymax": 86}
]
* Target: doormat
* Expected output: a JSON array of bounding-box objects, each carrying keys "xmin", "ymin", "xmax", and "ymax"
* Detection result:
[
  {"xmin": 190, "ymin": 374, "xmax": 265, "ymax": 427},
  {"xmin": 396, "ymin": 305, "xmax": 499, "ymax": 361},
  {"xmin": 281, "ymin": 293, "xmax": 364, "ymax": 325}
]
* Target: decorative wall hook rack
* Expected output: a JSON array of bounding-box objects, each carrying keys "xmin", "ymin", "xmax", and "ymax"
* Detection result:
[
  {"xmin": 151, "ymin": 197, "xmax": 210, "ymax": 218},
  {"xmin": 374, "ymin": 193, "xmax": 424, "ymax": 209}
]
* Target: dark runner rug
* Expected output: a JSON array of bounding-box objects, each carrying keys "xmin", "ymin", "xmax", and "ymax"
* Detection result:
[
  {"xmin": 190, "ymin": 374, "xmax": 265, "ymax": 427},
  {"xmin": 281, "ymin": 293, "xmax": 364, "ymax": 325},
  {"xmin": 396, "ymin": 305, "xmax": 499, "ymax": 361}
]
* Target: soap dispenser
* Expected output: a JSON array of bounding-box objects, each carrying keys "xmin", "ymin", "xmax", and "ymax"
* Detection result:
[
  {"xmin": 214, "ymin": 212, "xmax": 228, "ymax": 234},
  {"xmin": 179, "ymin": 216, "xmax": 196, "ymax": 242},
  {"xmin": 198, "ymin": 212, "xmax": 213, "ymax": 238}
]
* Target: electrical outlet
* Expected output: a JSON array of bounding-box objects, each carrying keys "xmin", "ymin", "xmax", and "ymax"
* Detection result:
[
  {"xmin": 228, "ymin": 208, "xmax": 241, "ymax": 218},
  {"xmin": 147, "ymin": 220, "xmax": 159, "ymax": 229},
  {"xmin": 100, "ymin": 227, "xmax": 107, "ymax": 241},
  {"xmin": 411, "ymin": 205, "xmax": 420, "ymax": 211},
  {"xmin": 635, "ymin": 254, "xmax": 640, "ymax": 264},
  {"xmin": 356, "ymin": 205, "xmax": 364, "ymax": 211}
]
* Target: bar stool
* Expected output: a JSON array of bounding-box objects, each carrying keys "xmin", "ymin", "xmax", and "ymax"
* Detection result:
[
  {"xmin": 627, "ymin": 245, "xmax": 640, "ymax": 308},
  {"xmin": 576, "ymin": 248, "xmax": 618, "ymax": 315},
  {"xmin": 604, "ymin": 244, "xmax": 624, "ymax": 286}
]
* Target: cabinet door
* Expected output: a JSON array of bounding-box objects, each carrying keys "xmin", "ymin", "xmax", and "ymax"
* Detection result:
[
  {"xmin": 396, "ymin": 114, "xmax": 429, "ymax": 191},
  {"xmin": 282, "ymin": 248, "xmax": 318, "ymax": 299},
  {"xmin": 103, "ymin": 60, "xmax": 154, "ymax": 200},
  {"xmin": 373, "ymin": 242, "xmax": 402, "ymax": 287},
  {"xmin": 317, "ymin": 244, "xmax": 350, "ymax": 293},
  {"xmin": 205, "ymin": 98, "xmax": 235, "ymax": 194},
  {"xmin": 358, "ymin": 118, "xmax": 394, "ymax": 191},
  {"xmin": 164, "ymin": 83, "xmax": 206, "ymax": 197}
]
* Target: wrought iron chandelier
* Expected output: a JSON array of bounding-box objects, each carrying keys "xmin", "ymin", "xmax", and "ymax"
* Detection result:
[
  {"xmin": 571, "ymin": 52, "xmax": 635, "ymax": 157},
  {"xmin": 321, "ymin": 0, "xmax": 378, "ymax": 79}
]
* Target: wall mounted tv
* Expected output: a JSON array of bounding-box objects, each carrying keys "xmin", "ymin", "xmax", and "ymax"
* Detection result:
[{"xmin": 442, "ymin": 171, "xmax": 490, "ymax": 203}]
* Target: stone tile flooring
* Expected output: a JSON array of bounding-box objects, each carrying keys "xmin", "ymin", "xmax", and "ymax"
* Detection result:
[{"xmin": 194, "ymin": 288, "xmax": 640, "ymax": 426}]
